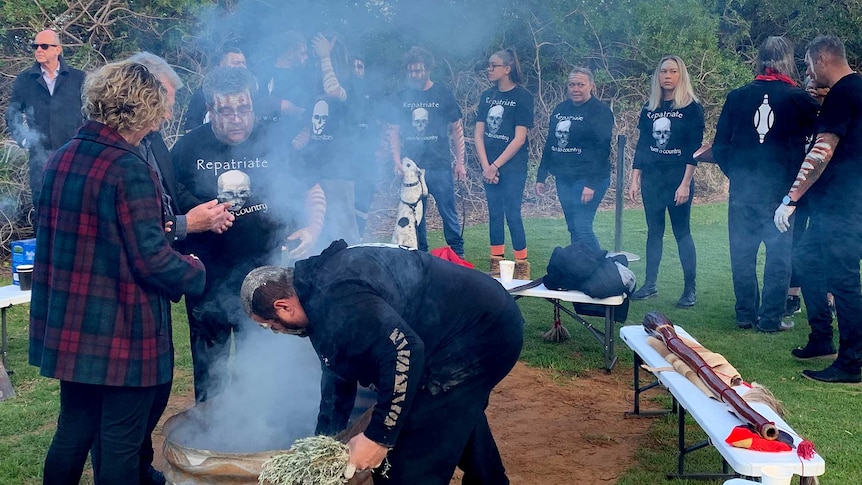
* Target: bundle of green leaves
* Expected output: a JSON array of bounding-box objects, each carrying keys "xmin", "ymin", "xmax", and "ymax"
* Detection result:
[{"xmin": 258, "ymin": 435, "xmax": 351, "ymax": 485}]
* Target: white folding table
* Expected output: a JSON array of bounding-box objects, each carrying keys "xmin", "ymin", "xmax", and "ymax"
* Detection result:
[
  {"xmin": 0, "ymin": 284, "xmax": 31, "ymax": 373},
  {"xmin": 619, "ymin": 324, "xmax": 825, "ymax": 481},
  {"xmin": 498, "ymin": 278, "xmax": 626, "ymax": 371}
]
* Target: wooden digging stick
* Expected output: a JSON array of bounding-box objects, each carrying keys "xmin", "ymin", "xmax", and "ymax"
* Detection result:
[{"xmin": 643, "ymin": 312, "xmax": 778, "ymax": 440}]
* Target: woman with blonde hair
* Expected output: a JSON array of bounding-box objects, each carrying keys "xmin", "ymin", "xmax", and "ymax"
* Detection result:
[
  {"xmin": 30, "ymin": 61, "xmax": 206, "ymax": 483},
  {"xmin": 627, "ymin": 55, "xmax": 704, "ymax": 307}
]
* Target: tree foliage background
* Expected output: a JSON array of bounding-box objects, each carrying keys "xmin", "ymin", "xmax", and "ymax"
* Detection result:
[{"xmin": 0, "ymin": 0, "xmax": 858, "ymax": 245}]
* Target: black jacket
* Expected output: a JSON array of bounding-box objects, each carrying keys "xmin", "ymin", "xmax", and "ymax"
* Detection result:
[
  {"xmin": 713, "ymin": 79, "xmax": 819, "ymax": 204},
  {"xmin": 4, "ymin": 56, "xmax": 85, "ymax": 158},
  {"xmin": 295, "ymin": 241, "xmax": 523, "ymax": 446}
]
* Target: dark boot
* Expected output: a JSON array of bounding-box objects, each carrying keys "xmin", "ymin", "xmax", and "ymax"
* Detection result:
[
  {"xmin": 631, "ymin": 282, "xmax": 657, "ymax": 300},
  {"xmin": 791, "ymin": 341, "xmax": 838, "ymax": 360},
  {"xmin": 676, "ymin": 283, "xmax": 696, "ymax": 308}
]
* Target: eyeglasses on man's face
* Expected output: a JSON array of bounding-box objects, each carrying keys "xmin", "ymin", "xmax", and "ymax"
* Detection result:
[
  {"xmin": 215, "ymin": 107, "xmax": 254, "ymax": 118},
  {"xmin": 32, "ymin": 43, "xmax": 59, "ymax": 51}
]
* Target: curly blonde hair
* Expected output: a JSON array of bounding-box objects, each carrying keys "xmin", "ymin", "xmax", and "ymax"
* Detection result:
[{"xmin": 83, "ymin": 61, "xmax": 168, "ymax": 136}]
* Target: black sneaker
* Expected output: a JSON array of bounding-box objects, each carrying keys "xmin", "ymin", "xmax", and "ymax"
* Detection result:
[
  {"xmin": 791, "ymin": 342, "xmax": 838, "ymax": 360},
  {"xmin": 801, "ymin": 365, "xmax": 861, "ymax": 384},
  {"xmin": 631, "ymin": 284, "xmax": 658, "ymax": 300},
  {"xmin": 783, "ymin": 295, "xmax": 801, "ymax": 317},
  {"xmin": 736, "ymin": 321, "xmax": 754, "ymax": 329},
  {"xmin": 676, "ymin": 287, "xmax": 696, "ymax": 308}
]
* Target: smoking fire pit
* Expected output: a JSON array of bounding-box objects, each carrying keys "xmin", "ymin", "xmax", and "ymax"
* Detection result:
[{"xmin": 162, "ymin": 389, "xmax": 376, "ymax": 485}]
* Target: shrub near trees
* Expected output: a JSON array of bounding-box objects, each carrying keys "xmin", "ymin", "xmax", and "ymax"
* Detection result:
[{"xmin": 1, "ymin": 0, "xmax": 859, "ymax": 251}]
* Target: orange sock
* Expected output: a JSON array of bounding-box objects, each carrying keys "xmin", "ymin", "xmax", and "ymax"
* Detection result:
[
  {"xmin": 491, "ymin": 245, "xmax": 505, "ymax": 257},
  {"xmin": 514, "ymin": 249, "xmax": 528, "ymax": 260}
]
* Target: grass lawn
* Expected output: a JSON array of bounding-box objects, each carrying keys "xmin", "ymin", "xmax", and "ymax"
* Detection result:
[{"xmin": 1, "ymin": 202, "xmax": 859, "ymax": 484}]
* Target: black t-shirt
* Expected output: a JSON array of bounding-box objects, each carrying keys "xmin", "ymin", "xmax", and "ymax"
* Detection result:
[
  {"xmin": 808, "ymin": 73, "xmax": 862, "ymax": 215},
  {"xmin": 170, "ymin": 124, "xmax": 311, "ymax": 273},
  {"xmin": 713, "ymin": 79, "xmax": 819, "ymax": 204},
  {"xmin": 390, "ymin": 83, "xmax": 462, "ymax": 169},
  {"xmin": 537, "ymin": 96, "xmax": 613, "ymax": 186},
  {"xmin": 633, "ymin": 99, "xmax": 704, "ymax": 172},
  {"xmin": 300, "ymin": 89, "xmax": 351, "ymax": 177},
  {"xmin": 258, "ymin": 64, "xmax": 315, "ymax": 139},
  {"xmin": 476, "ymin": 85, "xmax": 534, "ymax": 172}
]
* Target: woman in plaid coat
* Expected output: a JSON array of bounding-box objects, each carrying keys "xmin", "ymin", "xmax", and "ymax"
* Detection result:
[{"xmin": 28, "ymin": 61, "xmax": 206, "ymax": 485}]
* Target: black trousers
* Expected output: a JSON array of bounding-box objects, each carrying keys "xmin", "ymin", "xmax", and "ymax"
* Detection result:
[
  {"xmin": 91, "ymin": 380, "xmax": 172, "ymax": 484},
  {"xmin": 795, "ymin": 213, "xmax": 862, "ymax": 373},
  {"xmin": 728, "ymin": 201, "xmax": 792, "ymax": 329},
  {"xmin": 373, "ymin": 299, "xmax": 523, "ymax": 485},
  {"xmin": 43, "ymin": 381, "xmax": 157, "ymax": 485},
  {"xmin": 640, "ymin": 169, "xmax": 697, "ymax": 286},
  {"xmin": 186, "ymin": 294, "xmax": 235, "ymax": 402}
]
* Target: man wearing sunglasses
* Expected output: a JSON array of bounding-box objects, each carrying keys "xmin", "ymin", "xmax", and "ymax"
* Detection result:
[{"xmin": 5, "ymin": 29, "xmax": 85, "ymax": 207}]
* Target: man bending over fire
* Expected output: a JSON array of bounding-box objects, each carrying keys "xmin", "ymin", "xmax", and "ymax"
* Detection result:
[{"xmin": 240, "ymin": 240, "xmax": 523, "ymax": 484}]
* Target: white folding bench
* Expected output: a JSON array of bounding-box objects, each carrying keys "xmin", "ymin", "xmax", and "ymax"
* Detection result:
[{"xmin": 619, "ymin": 324, "xmax": 825, "ymax": 482}]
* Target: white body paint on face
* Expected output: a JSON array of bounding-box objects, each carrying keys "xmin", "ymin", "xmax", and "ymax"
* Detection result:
[{"xmin": 210, "ymin": 91, "xmax": 254, "ymax": 145}]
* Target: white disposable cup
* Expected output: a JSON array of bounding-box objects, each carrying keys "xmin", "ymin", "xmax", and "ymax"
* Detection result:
[
  {"xmin": 760, "ymin": 465, "xmax": 793, "ymax": 485},
  {"xmin": 499, "ymin": 260, "xmax": 515, "ymax": 282}
]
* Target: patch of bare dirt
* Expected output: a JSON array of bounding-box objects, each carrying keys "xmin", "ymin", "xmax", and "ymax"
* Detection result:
[{"xmin": 153, "ymin": 362, "xmax": 652, "ymax": 485}]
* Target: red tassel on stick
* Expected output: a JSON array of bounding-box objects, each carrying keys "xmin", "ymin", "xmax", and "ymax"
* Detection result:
[{"xmin": 797, "ymin": 439, "xmax": 816, "ymax": 460}]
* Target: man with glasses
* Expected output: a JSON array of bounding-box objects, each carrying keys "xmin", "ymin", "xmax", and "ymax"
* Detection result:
[
  {"xmin": 183, "ymin": 46, "xmax": 249, "ymax": 133},
  {"xmin": 5, "ymin": 29, "xmax": 85, "ymax": 207},
  {"xmin": 171, "ymin": 67, "xmax": 326, "ymax": 402},
  {"xmin": 387, "ymin": 46, "xmax": 467, "ymax": 258}
]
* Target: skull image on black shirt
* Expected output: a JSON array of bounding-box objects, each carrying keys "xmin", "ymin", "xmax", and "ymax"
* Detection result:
[
  {"xmin": 312, "ymin": 100, "xmax": 329, "ymax": 136},
  {"xmin": 217, "ymin": 169, "xmax": 252, "ymax": 211},
  {"xmin": 555, "ymin": 119, "xmax": 571, "ymax": 148},
  {"xmin": 652, "ymin": 117, "xmax": 671, "ymax": 149},
  {"xmin": 411, "ymin": 108, "xmax": 429, "ymax": 135},
  {"xmin": 486, "ymin": 105, "xmax": 504, "ymax": 135}
]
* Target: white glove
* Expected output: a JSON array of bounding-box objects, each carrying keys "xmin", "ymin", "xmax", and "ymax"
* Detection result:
[{"xmin": 774, "ymin": 203, "xmax": 796, "ymax": 233}]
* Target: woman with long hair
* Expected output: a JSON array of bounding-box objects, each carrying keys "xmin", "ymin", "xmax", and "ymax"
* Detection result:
[
  {"xmin": 536, "ymin": 67, "xmax": 614, "ymax": 251},
  {"xmin": 627, "ymin": 55, "xmax": 704, "ymax": 307},
  {"xmin": 475, "ymin": 48, "xmax": 535, "ymax": 279}
]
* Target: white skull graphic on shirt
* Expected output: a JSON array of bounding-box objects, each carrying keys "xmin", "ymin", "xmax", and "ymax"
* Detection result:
[
  {"xmin": 555, "ymin": 120, "xmax": 571, "ymax": 148},
  {"xmin": 217, "ymin": 170, "xmax": 251, "ymax": 211},
  {"xmin": 652, "ymin": 117, "xmax": 671, "ymax": 149},
  {"xmin": 411, "ymin": 108, "xmax": 429, "ymax": 134},
  {"xmin": 312, "ymin": 100, "xmax": 329, "ymax": 135},
  {"xmin": 486, "ymin": 105, "xmax": 504, "ymax": 134}
]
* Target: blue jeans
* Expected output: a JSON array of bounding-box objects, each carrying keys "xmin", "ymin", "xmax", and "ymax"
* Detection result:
[
  {"xmin": 556, "ymin": 177, "xmax": 609, "ymax": 251},
  {"xmin": 484, "ymin": 170, "xmax": 528, "ymax": 251},
  {"xmin": 418, "ymin": 167, "xmax": 464, "ymax": 256}
]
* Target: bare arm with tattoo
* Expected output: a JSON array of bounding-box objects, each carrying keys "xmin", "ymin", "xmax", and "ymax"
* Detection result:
[
  {"xmin": 449, "ymin": 120, "xmax": 467, "ymax": 181},
  {"xmin": 387, "ymin": 123, "xmax": 402, "ymax": 175},
  {"xmin": 774, "ymin": 132, "xmax": 839, "ymax": 232},
  {"xmin": 787, "ymin": 133, "xmax": 839, "ymax": 201}
]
